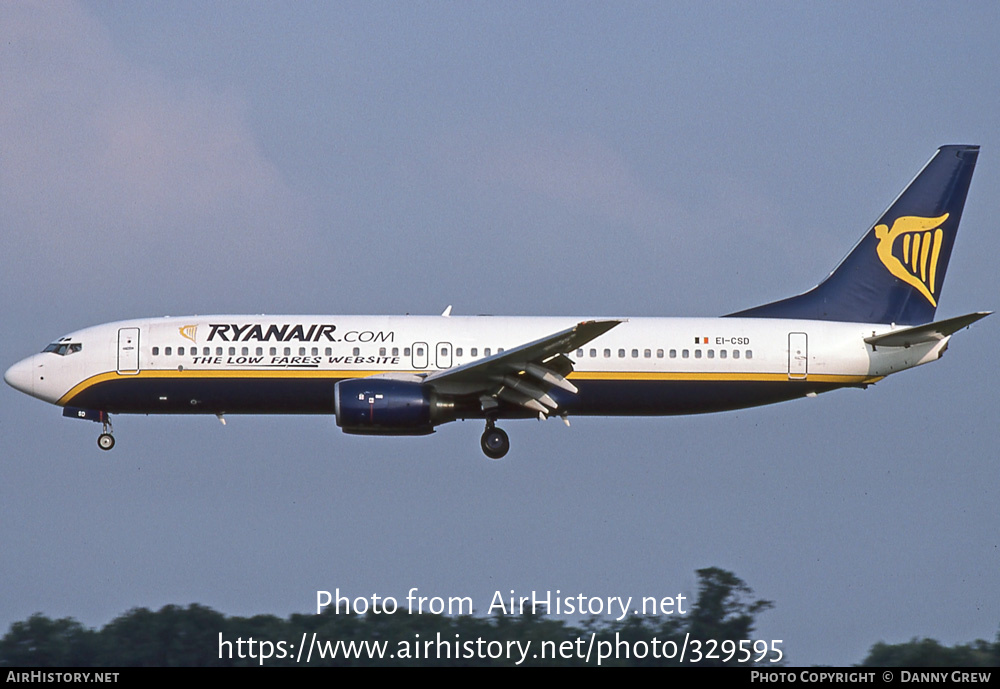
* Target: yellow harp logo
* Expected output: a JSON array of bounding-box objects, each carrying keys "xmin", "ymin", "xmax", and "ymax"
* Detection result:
[
  {"xmin": 179, "ymin": 325, "xmax": 198, "ymax": 343},
  {"xmin": 874, "ymin": 213, "xmax": 949, "ymax": 307}
]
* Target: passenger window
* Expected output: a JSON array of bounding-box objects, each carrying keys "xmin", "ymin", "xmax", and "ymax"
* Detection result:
[
  {"xmin": 392, "ymin": 347, "xmax": 399, "ymax": 356},
  {"xmin": 604, "ymin": 349, "xmax": 611, "ymax": 358},
  {"xmin": 669, "ymin": 349, "xmax": 677, "ymax": 358},
  {"xmin": 746, "ymin": 350, "xmax": 753, "ymax": 359},
  {"xmin": 644, "ymin": 349, "xmax": 651, "ymax": 358},
  {"xmin": 229, "ymin": 347, "xmax": 236, "ymax": 356},
  {"xmin": 694, "ymin": 349, "xmax": 702, "ymax": 359},
  {"xmin": 618, "ymin": 349, "xmax": 625, "ymax": 358},
  {"xmin": 203, "ymin": 347, "xmax": 210, "ymax": 356},
  {"xmin": 270, "ymin": 347, "xmax": 277, "ymax": 356},
  {"xmin": 325, "ymin": 348, "xmax": 332, "ymax": 356},
  {"xmin": 257, "ymin": 347, "xmax": 263, "ymax": 356},
  {"xmin": 656, "ymin": 349, "xmax": 663, "ymax": 358},
  {"xmin": 216, "ymin": 347, "xmax": 223, "ymax": 356},
  {"xmin": 353, "ymin": 347, "xmax": 360, "ymax": 356},
  {"xmin": 165, "ymin": 347, "xmax": 172, "ymax": 356},
  {"xmin": 484, "ymin": 348, "xmax": 491, "ymax": 356},
  {"xmin": 733, "ymin": 350, "xmax": 740, "ymax": 359},
  {"xmin": 720, "ymin": 350, "xmax": 727, "ymax": 359},
  {"xmin": 283, "ymin": 347, "xmax": 290, "ymax": 356},
  {"xmin": 178, "ymin": 347, "xmax": 185, "ymax": 356},
  {"xmin": 707, "ymin": 350, "xmax": 714, "ymax": 359},
  {"xmin": 576, "ymin": 349, "xmax": 583, "ymax": 357},
  {"xmin": 455, "ymin": 348, "xmax": 463, "ymax": 357},
  {"xmin": 243, "ymin": 347, "xmax": 249, "ymax": 356},
  {"xmin": 631, "ymin": 349, "xmax": 638, "ymax": 358},
  {"xmin": 299, "ymin": 347, "xmax": 306, "ymax": 356},
  {"xmin": 590, "ymin": 348, "xmax": 597, "ymax": 358},
  {"xmin": 404, "ymin": 347, "xmax": 411, "ymax": 356},
  {"xmin": 379, "ymin": 347, "xmax": 386, "ymax": 356},
  {"xmin": 682, "ymin": 349, "xmax": 689, "ymax": 358},
  {"xmin": 416, "ymin": 346, "xmax": 424, "ymax": 356},
  {"xmin": 152, "ymin": 347, "xmax": 159, "ymax": 355}
]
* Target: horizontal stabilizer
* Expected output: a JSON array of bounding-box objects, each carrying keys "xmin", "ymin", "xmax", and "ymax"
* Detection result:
[{"xmin": 864, "ymin": 312, "xmax": 990, "ymax": 348}]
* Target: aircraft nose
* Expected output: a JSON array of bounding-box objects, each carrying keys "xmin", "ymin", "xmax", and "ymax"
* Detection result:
[{"xmin": 4, "ymin": 356, "xmax": 35, "ymax": 396}]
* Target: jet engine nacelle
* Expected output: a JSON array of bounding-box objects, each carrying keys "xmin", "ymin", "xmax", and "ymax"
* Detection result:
[{"xmin": 334, "ymin": 378, "xmax": 455, "ymax": 435}]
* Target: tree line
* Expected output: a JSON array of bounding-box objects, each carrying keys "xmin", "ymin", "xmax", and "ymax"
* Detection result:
[{"xmin": 1, "ymin": 568, "xmax": 996, "ymax": 667}]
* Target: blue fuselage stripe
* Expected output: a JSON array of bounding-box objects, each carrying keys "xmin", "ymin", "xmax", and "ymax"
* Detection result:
[{"xmin": 66, "ymin": 375, "xmax": 842, "ymax": 417}]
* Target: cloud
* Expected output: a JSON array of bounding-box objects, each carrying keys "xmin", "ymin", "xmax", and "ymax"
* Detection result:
[{"xmin": 0, "ymin": 1, "xmax": 307, "ymax": 308}]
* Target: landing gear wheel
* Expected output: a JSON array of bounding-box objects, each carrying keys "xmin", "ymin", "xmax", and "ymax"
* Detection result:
[
  {"xmin": 98, "ymin": 433, "xmax": 115, "ymax": 451},
  {"xmin": 480, "ymin": 426, "xmax": 510, "ymax": 460}
]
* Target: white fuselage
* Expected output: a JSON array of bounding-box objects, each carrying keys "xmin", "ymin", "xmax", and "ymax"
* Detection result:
[{"xmin": 4, "ymin": 314, "xmax": 945, "ymax": 418}]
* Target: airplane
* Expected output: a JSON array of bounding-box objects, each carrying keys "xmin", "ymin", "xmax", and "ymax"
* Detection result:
[{"xmin": 4, "ymin": 145, "xmax": 989, "ymax": 460}]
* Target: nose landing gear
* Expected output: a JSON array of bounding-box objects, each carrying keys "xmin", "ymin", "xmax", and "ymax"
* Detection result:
[
  {"xmin": 97, "ymin": 415, "xmax": 115, "ymax": 451},
  {"xmin": 480, "ymin": 420, "xmax": 509, "ymax": 460}
]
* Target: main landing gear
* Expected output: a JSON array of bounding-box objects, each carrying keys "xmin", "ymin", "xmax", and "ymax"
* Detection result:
[
  {"xmin": 97, "ymin": 415, "xmax": 115, "ymax": 451},
  {"xmin": 480, "ymin": 420, "xmax": 510, "ymax": 460}
]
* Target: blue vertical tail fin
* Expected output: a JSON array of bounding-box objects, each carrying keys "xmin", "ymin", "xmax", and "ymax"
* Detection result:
[{"xmin": 727, "ymin": 145, "xmax": 979, "ymax": 325}]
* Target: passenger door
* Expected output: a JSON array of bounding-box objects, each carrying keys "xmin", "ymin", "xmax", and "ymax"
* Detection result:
[
  {"xmin": 788, "ymin": 332, "xmax": 807, "ymax": 379},
  {"xmin": 117, "ymin": 327, "xmax": 140, "ymax": 375}
]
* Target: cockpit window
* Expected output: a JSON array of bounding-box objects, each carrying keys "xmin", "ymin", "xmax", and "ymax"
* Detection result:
[{"xmin": 42, "ymin": 342, "xmax": 82, "ymax": 356}]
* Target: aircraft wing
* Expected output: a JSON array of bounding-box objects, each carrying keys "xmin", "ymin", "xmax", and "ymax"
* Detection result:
[
  {"xmin": 423, "ymin": 319, "xmax": 622, "ymax": 416},
  {"xmin": 864, "ymin": 311, "xmax": 991, "ymax": 348}
]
